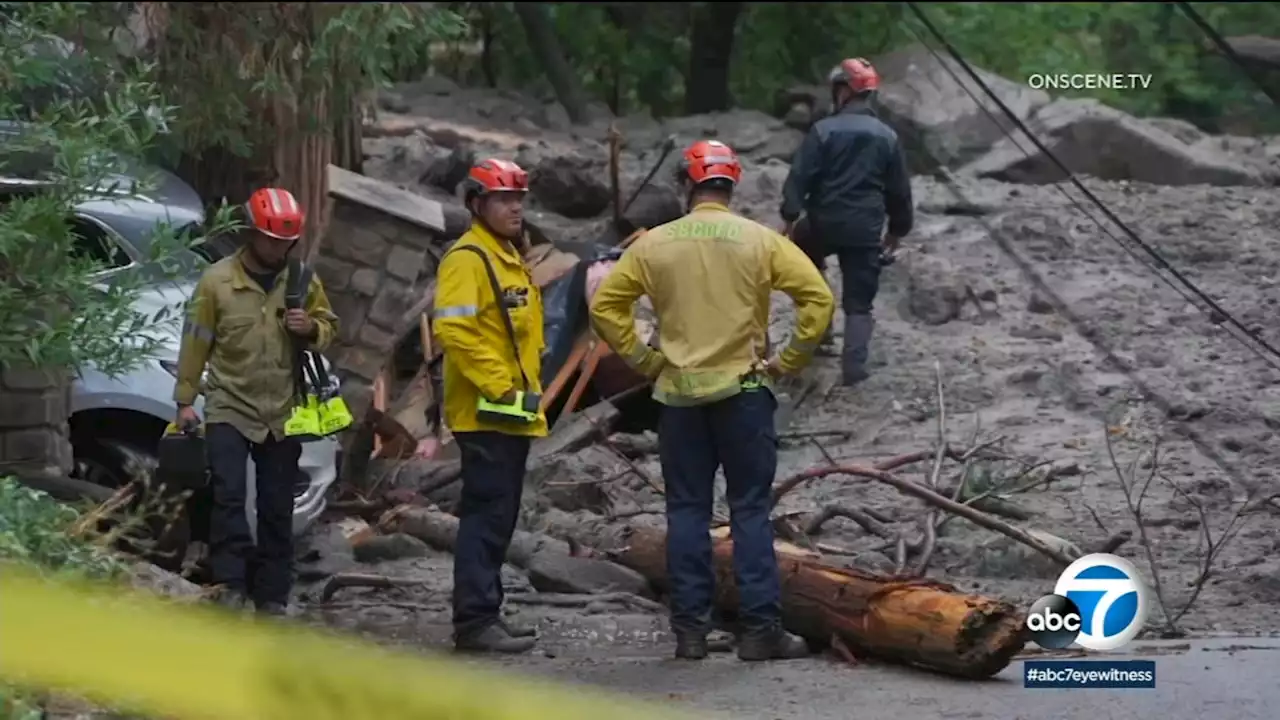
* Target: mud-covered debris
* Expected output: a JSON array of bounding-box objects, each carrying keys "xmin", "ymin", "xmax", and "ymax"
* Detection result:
[
  {"xmin": 353, "ymin": 533, "xmax": 431, "ymax": 563},
  {"xmin": 526, "ymin": 549, "xmax": 653, "ymax": 598}
]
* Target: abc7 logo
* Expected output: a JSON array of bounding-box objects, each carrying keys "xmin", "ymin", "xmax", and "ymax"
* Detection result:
[{"xmin": 1026, "ymin": 553, "xmax": 1149, "ymax": 651}]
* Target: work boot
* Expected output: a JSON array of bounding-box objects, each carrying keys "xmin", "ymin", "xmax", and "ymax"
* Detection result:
[
  {"xmin": 815, "ymin": 325, "xmax": 838, "ymax": 357},
  {"xmin": 500, "ymin": 617, "xmax": 538, "ymax": 638},
  {"xmin": 840, "ymin": 313, "xmax": 875, "ymax": 387},
  {"xmin": 737, "ymin": 625, "xmax": 810, "ymax": 662},
  {"xmin": 454, "ymin": 623, "xmax": 537, "ymax": 654},
  {"xmin": 674, "ymin": 632, "xmax": 709, "ymax": 660},
  {"xmin": 256, "ymin": 601, "xmax": 288, "ymax": 618}
]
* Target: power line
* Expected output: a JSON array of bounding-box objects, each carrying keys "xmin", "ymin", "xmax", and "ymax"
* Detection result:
[
  {"xmin": 902, "ymin": 1, "xmax": 1280, "ymax": 375},
  {"xmin": 889, "ymin": 10, "xmax": 1273, "ymax": 502},
  {"xmin": 895, "ymin": 16, "xmax": 1280, "ymax": 376},
  {"xmin": 1173, "ymin": 2, "xmax": 1280, "ymax": 108}
]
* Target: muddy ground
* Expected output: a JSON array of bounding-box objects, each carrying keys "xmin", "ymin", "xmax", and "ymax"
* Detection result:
[{"xmin": 307, "ymin": 73, "xmax": 1280, "ymax": 664}]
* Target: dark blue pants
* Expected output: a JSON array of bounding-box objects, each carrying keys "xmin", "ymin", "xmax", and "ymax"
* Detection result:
[
  {"xmin": 659, "ymin": 388, "xmax": 781, "ymax": 633},
  {"xmin": 452, "ymin": 431, "xmax": 531, "ymax": 635},
  {"xmin": 206, "ymin": 423, "xmax": 301, "ymax": 607}
]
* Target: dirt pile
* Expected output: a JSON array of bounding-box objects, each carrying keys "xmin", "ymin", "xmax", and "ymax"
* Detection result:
[{"xmin": 329, "ymin": 59, "xmax": 1280, "ymax": 653}]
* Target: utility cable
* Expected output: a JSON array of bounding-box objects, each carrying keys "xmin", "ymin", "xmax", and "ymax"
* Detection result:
[
  {"xmin": 1173, "ymin": 1, "xmax": 1280, "ymax": 108},
  {"xmin": 892, "ymin": 13, "xmax": 1274, "ymax": 501},
  {"xmin": 897, "ymin": 14, "xmax": 1280, "ymax": 376},
  {"xmin": 903, "ymin": 1, "xmax": 1280, "ymax": 375}
]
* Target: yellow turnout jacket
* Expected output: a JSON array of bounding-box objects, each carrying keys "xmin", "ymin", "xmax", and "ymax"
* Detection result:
[
  {"xmin": 589, "ymin": 202, "xmax": 834, "ymax": 407},
  {"xmin": 433, "ymin": 222, "xmax": 548, "ymax": 437}
]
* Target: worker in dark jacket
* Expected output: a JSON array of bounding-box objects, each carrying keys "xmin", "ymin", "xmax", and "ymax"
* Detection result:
[{"xmin": 780, "ymin": 57, "xmax": 914, "ymax": 386}]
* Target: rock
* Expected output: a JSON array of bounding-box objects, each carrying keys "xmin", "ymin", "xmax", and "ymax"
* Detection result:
[
  {"xmin": 419, "ymin": 145, "xmax": 474, "ymax": 193},
  {"xmin": 525, "ymin": 452, "xmax": 612, "ymax": 514},
  {"xmin": 772, "ymin": 84, "xmax": 828, "ymax": 130},
  {"xmin": 1026, "ymin": 291, "xmax": 1056, "ymax": 314},
  {"xmin": 874, "ymin": 43, "xmax": 1050, "ymax": 172},
  {"xmin": 529, "ymin": 154, "xmax": 611, "ymax": 219},
  {"xmin": 525, "ymin": 549, "xmax": 654, "ymax": 597},
  {"xmin": 783, "ymin": 102, "xmax": 815, "ymax": 131},
  {"xmin": 1147, "ymin": 117, "xmax": 1207, "ymax": 144},
  {"xmin": 416, "ymin": 74, "xmax": 459, "ymax": 97},
  {"xmin": 376, "ymin": 90, "xmax": 410, "ymax": 114},
  {"xmin": 352, "ymin": 533, "xmax": 431, "ymax": 563},
  {"xmin": 619, "ymin": 184, "xmax": 682, "ymax": 234},
  {"xmin": 129, "ymin": 562, "xmax": 205, "ymax": 602},
  {"xmin": 960, "ymin": 98, "xmax": 1266, "ymax": 187},
  {"xmin": 900, "ymin": 251, "xmax": 968, "ymax": 325}
]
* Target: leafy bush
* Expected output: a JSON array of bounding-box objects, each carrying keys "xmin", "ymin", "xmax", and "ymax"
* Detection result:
[
  {"xmin": 0, "ymin": 3, "xmax": 237, "ymax": 378},
  {"xmin": 0, "ymin": 477, "xmax": 127, "ymax": 579},
  {"xmin": 0, "ymin": 477, "xmax": 129, "ymax": 719}
]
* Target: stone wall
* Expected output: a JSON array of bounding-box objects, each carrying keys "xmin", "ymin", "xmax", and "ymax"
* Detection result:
[
  {"xmin": 314, "ymin": 197, "xmax": 443, "ymax": 420},
  {"xmin": 0, "ymin": 365, "xmax": 73, "ymax": 481}
]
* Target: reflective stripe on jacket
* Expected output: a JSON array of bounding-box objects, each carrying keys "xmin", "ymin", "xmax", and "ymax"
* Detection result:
[
  {"xmin": 173, "ymin": 248, "xmax": 338, "ymax": 442},
  {"xmin": 589, "ymin": 202, "xmax": 834, "ymax": 407},
  {"xmin": 433, "ymin": 222, "xmax": 548, "ymax": 437}
]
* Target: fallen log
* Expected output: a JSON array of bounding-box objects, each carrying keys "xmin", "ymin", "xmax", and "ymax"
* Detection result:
[{"xmin": 614, "ymin": 526, "xmax": 1026, "ymax": 679}]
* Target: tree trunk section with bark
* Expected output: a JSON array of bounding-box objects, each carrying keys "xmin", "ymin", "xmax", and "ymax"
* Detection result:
[
  {"xmin": 615, "ymin": 526, "xmax": 1026, "ymax": 679},
  {"xmin": 513, "ymin": 3, "xmax": 589, "ymax": 124},
  {"xmin": 684, "ymin": 2, "xmax": 744, "ymax": 114}
]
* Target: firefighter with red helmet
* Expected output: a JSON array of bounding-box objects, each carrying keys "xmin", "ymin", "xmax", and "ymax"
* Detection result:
[
  {"xmin": 432, "ymin": 158, "xmax": 546, "ymax": 654},
  {"xmin": 590, "ymin": 141, "xmax": 833, "ymax": 661},
  {"xmin": 781, "ymin": 57, "xmax": 914, "ymax": 386},
  {"xmin": 173, "ymin": 187, "xmax": 338, "ymax": 616}
]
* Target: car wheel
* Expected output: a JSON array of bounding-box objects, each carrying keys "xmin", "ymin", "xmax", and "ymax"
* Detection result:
[{"xmin": 73, "ymin": 438, "xmax": 191, "ymax": 572}]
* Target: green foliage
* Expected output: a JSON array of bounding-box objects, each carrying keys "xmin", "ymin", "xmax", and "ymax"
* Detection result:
[
  {"xmin": 150, "ymin": 3, "xmax": 467, "ymax": 163},
  {"xmin": 0, "ymin": 477, "xmax": 130, "ymax": 719},
  {"xmin": 0, "ymin": 2, "xmax": 239, "ymax": 377},
  {"xmin": 433, "ymin": 2, "xmax": 1280, "ymax": 131},
  {"xmin": 0, "ymin": 477, "xmax": 126, "ymax": 579}
]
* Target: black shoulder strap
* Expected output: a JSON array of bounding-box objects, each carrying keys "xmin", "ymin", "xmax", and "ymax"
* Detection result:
[
  {"xmin": 450, "ymin": 244, "xmax": 530, "ymax": 393},
  {"xmin": 286, "ymin": 257, "xmax": 316, "ymax": 400},
  {"xmin": 286, "ymin": 257, "xmax": 313, "ymax": 305}
]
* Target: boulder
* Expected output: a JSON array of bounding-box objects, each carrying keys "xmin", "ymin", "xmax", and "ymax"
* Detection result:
[
  {"xmin": 899, "ymin": 251, "xmax": 969, "ymax": 326},
  {"xmin": 660, "ymin": 110, "xmax": 802, "ymax": 163},
  {"xmin": 529, "ymin": 154, "xmax": 611, "ymax": 219},
  {"xmin": 960, "ymin": 98, "xmax": 1267, "ymax": 187},
  {"xmin": 418, "ymin": 145, "xmax": 474, "ymax": 193},
  {"xmin": 525, "ymin": 549, "xmax": 654, "ymax": 597},
  {"xmin": 772, "ymin": 84, "xmax": 829, "ymax": 131},
  {"xmin": 874, "ymin": 44, "xmax": 1050, "ymax": 173}
]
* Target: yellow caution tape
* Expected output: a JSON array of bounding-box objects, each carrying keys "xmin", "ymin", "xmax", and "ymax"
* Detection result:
[{"xmin": 0, "ymin": 568, "xmax": 693, "ymax": 720}]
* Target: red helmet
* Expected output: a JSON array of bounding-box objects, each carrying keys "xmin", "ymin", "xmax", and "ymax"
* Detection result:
[
  {"xmin": 677, "ymin": 140, "xmax": 742, "ymax": 188},
  {"xmin": 829, "ymin": 57, "xmax": 880, "ymax": 94},
  {"xmin": 245, "ymin": 187, "xmax": 304, "ymax": 241},
  {"xmin": 461, "ymin": 158, "xmax": 529, "ymax": 204}
]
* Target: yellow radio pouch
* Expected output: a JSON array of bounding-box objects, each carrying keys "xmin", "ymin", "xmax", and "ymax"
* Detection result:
[
  {"xmin": 477, "ymin": 390, "xmax": 541, "ymax": 425},
  {"xmin": 283, "ymin": 395, "xmax": 323, "ymax": 439}
]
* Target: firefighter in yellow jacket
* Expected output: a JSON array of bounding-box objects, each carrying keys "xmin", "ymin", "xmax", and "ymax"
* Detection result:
[
  {"xmin": 590, "ymin": 141, "xmax": 835, "ymax": 662},
  {"xmin": 433, "ymin": 158, "xmax": 546, "ymax": 654},
  {"xmin": 173, "ymin": 187, "xmax": 337, "ymax": 616}
]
